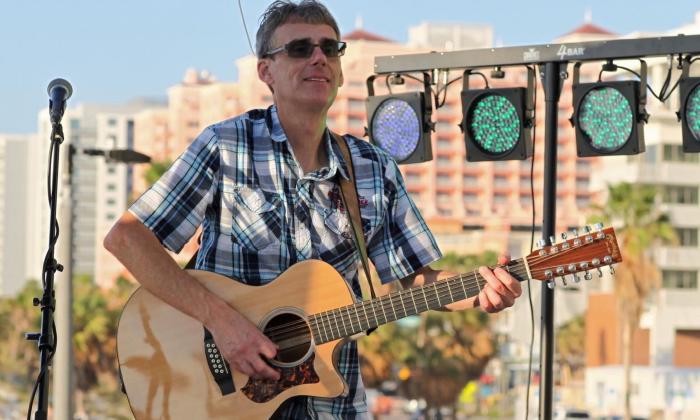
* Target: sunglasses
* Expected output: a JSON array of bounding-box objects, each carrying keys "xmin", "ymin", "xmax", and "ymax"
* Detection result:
[{"xmin": 264, "ymin": 38, "xmax": 347, "ymax": 59}]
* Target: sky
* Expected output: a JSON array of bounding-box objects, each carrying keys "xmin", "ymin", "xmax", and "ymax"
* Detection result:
[{"xmin": 2, "ymin": 0, "xmax": 699, "ymax": 134}]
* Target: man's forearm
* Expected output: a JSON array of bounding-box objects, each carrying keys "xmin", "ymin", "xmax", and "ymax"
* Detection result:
[{"xmin": 103, "ymin": 211, "xmax": 231, "ymax": 328}]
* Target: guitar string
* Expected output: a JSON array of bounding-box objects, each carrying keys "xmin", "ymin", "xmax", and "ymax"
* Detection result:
[{"xmin": 263, "ymin": 237, "xmax": 611, "ymax": 342}]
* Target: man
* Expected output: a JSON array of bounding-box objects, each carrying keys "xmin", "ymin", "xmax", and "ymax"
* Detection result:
[{"xmin": 104, "ymin": 1, "xmax": 522, "ymax": 418}]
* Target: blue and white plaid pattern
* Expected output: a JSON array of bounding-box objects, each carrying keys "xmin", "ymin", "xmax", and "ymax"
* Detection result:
[{"xmin": 129, "ymin": 105, "xmax": 442, "ymax": 418}]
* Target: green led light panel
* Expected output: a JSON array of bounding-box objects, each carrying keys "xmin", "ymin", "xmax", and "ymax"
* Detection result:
[
  {"xmin": 467, "ymin": 94, "xmax": 520, "ymax": 154},
  {"xmin": 578, "ymin": 87, "xmax": 633, "ymax": 152},
  {"xmin": 687, "ymin": 85, "xmax": 700, "ymax": 141}
]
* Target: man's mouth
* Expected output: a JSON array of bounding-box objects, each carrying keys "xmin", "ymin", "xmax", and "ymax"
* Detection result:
[{"xmin": 304, "ymin": 77, "xmax": 330, "ymax": 82}]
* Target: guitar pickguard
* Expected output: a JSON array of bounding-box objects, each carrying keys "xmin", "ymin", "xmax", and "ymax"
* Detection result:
[{"xmin": 241, "ymin": 353, "xmax": 320, "ymax": 403}]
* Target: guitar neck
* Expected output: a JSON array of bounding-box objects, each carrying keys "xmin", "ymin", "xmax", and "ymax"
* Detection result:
[{"xmin": 310, "ymin": 257, "xmax": 530, "ymax": 344}]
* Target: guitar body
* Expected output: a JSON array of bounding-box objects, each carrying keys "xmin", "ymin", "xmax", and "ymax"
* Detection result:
[{"xmin": 117, "ymin": 260, "xmax": 354, "ymax": 419}]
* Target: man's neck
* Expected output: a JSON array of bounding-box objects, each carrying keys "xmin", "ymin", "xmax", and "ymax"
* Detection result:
[{"xmin": 277, "ymin": 105, "xmax": 329, "ymax": 174}]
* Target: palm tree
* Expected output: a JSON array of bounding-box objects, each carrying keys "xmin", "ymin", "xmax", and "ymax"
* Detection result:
[{"xmin": 589, "ymin": 182, "xmax": 676, "ymax": 420}]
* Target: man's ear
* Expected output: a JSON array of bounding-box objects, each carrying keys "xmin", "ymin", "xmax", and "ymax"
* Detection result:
[
  {"xmin": 339, "ymin": 68, "xmax": 344, "ymax": 87},
  {"xmin": 257, "ymin": 59, "xmax": 274, "ymax": 85}
]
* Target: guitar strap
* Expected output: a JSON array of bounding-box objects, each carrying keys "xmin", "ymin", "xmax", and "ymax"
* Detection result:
[{"xmin": 330, "ymin": 131, "xmax": 379, "ymax": 304}]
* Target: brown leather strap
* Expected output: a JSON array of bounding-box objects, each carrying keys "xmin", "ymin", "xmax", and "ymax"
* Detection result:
[{"xmin": 331, "ymin": 131, "xmax": 378, "ymax": 301}]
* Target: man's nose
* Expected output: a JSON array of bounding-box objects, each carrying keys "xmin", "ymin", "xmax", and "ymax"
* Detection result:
[{"xmin": 309, "ymin": 45, "xmax": 328, "ymax": 65}]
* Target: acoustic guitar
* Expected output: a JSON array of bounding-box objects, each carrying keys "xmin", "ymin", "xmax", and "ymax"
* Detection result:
[{"xmin": 117, "ymin": 225, "xmax": 621, "ymax": 419}]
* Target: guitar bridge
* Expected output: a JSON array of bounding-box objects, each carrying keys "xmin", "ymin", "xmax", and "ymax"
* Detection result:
[{"xmin": 203, "ymin": 328, "xmax": 235, "ymax": 395}]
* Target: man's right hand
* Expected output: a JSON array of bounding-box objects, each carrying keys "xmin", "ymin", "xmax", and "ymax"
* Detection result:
[{"xmin": 207, "ymin": 305, "xmax": 280, "ymax": 381}]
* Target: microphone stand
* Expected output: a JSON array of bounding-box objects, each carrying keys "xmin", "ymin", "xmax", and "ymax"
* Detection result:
[{"xmin": 25, "ymin": 122, "xmax": 68, "ymax": 420}]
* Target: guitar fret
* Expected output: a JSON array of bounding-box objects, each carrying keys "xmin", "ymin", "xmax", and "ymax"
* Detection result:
[
  {"xmin": 319, "ymin": 314, "xmax": 328, "ymax": 343},
  {"xmin": 459, "ymin": 274, "xmax": 467, "ymax": 298},
  {"xmin": 473, "ymin": 269, "xmax": 481, "ymax": 293},
  {"xmin": 433, "ymin": 282, "xmax": 441, "ymax": 307},
  {"xmin": 409, "ymin": 288, "xmax": 417, "ymax": 314},
  {"xmin": 378, "ymin": 296, "xmax": 387, "ymax": 325},
  {"xmin": 399, "ymin": 291, "xmax": 407, "ymax": 318},
  {"xmin": 422, "ymin": 288, "xmax": 429, "ymax": 310},
  {"xmin": 343, "ymin": 307, "xmax": 350, "ymax": 336},
  {"xmin": 447, "ymin": 280, "xmax": 454, "ymax": 302},
  {"xmin": 354, "ymin": 305, "xmax": 362, "ymax": 333},
  {"xmin": 361, "ymin": 301, "xmax": 370, "ymax": 331},
  {"xmin": 331, "ymin": 311, "xmax": 340, "ymax": 340},
  {"xmin": 370, "ymin": 300, "xmax": 378, "ymax": 329},
  {"xmin": 388, "ymin": 294, "xmax": 397, "ymax": 322}
]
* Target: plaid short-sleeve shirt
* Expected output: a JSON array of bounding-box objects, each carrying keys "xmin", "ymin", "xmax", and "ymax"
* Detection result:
[{"xmin": 129, "ymin": 105, "xmax": 442, "ymax": 418}]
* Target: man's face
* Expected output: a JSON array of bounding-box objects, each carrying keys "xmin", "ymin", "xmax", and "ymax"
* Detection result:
[{"xmin": 258, "ymin": 23, "xmax": 344, "ymax": 114}]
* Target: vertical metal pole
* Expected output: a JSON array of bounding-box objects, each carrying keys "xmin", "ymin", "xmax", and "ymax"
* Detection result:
[
  {"xmin": 539, "ymin": 61, "xmax": 563, "ymax": 420},
  {"xmin": 54, "ymin": 145, "xmax": 74, "ymax": 420}
]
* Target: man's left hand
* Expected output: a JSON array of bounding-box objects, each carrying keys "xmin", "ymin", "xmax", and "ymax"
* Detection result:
[{"xmin": 476, "ymin": 255, "xmax": 522, "ymax": 313}]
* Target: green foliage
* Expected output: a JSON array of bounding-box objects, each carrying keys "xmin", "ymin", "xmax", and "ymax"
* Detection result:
[
  {"xmin": 359, "ymin": 251, "xmax": 497, "ymax": 409},
  {"xmin": 143, "ymin": 160, "xmax": 172, "ymax": 188}
]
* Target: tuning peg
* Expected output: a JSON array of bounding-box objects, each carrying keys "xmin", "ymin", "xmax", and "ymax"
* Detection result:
[
  {"xmin": 573, "ymin": 273, "xmax": 581, "ymax": 283},
  {"xmin": 584, "ymin": 271, "xmax": 593, "ymax": 281},
  {"xmin": 593, "ymin": 223, "xmax": 604, "ymax": 231},
  {"xmin": 609, "ymin": 266, "xmax": 615, "ymax": 275},
  {"xmin": 597, "ymin": 267, "xmax": 603, "ymax": 277},
  {"xmin": 561, "ymin": 232, "xmax": 568, "ymax": 240},
  {"xmin": 549, "ymin": 235, "xmax": 556, "ymax": 245},
  {"xmin": 584, "ymin": 225, "xmax": 591, "ymax": 233},
  {"xmin": 537, "ymin": 238, "xmax": 547, "ymax": 248},
  {"xmin": 560, "ymin": 276, "xmax": 568, "ymax": 286},
  {"xmin": 572, "ymin": 228, "xmax": 579, "ymax": 237},
  {"xmin": 547, "ymin": 281, "xmax": 556, "ymax": 289}
]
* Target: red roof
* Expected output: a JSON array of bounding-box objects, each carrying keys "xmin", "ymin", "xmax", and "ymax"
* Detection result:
[
  {"xmin": 562, "ymin": 23, "xmax": 615, "ymax": 37},
  {"xmin": 342, "ymin": 29, "xmax": 393, "ymax": 42}
]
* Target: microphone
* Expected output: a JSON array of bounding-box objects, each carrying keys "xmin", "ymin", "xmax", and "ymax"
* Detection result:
[{"xmin": 47, "ymin": 78, "xmax": 73, "ymax": 125}]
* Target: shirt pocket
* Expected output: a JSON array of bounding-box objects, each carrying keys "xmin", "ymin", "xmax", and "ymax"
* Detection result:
[{"xmin": 224, "ymin": 185, "xmax": 283, "ymax": 251}]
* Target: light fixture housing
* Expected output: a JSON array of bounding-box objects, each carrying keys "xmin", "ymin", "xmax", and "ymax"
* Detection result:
[
  {"xmin": 365, "ymin": 72, "xmax": 434, "ymax": 164},
  {"xmin": 678, "ymin": 59, "xmax": 700, "ymax": 153},
  {"xmin": 571, "ymin": 61, "xmax": 648, "ymax": 157},
  {"xmin": 460, "ymin": 67, "xmax": 535, "ymax": 161}
]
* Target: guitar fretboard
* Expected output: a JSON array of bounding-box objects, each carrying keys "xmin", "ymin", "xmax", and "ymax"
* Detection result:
[{"xmin": 309, "ymin": 258, "xmax": 528, "ymax": 344}]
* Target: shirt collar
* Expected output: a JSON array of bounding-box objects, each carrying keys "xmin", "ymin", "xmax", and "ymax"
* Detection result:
[{"xmin": 266, "ymin": 105, "xmax": 350, "ymax": 181}]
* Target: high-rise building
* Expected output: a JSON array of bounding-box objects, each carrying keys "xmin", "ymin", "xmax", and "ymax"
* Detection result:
[
  {"xmin": 0, "ymin": 134, "xmax": 33, "ymax": 296},
  {"xmin": 31, "ymin": 103, "xmax": 151, "ymax": 287}
]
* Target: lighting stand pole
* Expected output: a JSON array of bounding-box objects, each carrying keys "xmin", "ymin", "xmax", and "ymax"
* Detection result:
[{"xmin": 539, "ymin": 61, "xmax": 565, "ymax": 420}]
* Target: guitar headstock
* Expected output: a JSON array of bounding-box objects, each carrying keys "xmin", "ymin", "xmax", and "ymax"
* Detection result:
[{"xmin": 526, "ymin": 224, "xmax": 622, "ymax": 288}]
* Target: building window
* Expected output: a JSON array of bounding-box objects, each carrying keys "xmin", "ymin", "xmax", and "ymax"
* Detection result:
[
  {"xmin": 575, "ymin": 159, "xmax": 591, "ymax": 173},
  {"xmin": 494, "ymin": 193, "xmax": 508, "ymax": 204},
  {"xmin": 494, "ymin": 175, "xmax": 509, "ymax": 188},
  {"xmin": 106, "ymin": 198, "xmax": 116, "ymax": 206},
  {"xmin": 436, "ymin": 156, "xmax": 451, "ymax": 165},
  {"xmin": 348, "ymin": 117, "xmax": 364, "ymax": 129},
  {"xmin": 675, "ymin": 228, "xmax": 698, "ymax": 247},
  {"xmin": 436, "ymin": 138, "xmax": 451, "ymax": 150},
  {"xmin": 463, "ymin": 193, "xmax": 477, "ymax": 203},
  {"xmin": 70, "ymin": 119, "xmax": 80, "ymax": 130},
  {"xmin": 674, "ymin": 330, "xmax": 700, "ymax": 367},
  {"xmin": 576, "ymin": 194, "xmax": 590, "ymax": 207},
  {"xmin": 664, "ymin": 144, "xmax": 699, "ymax": 163},
  {"xmin": 348, "ymin": 98, "xmax": 364, "ymax": 112},
  {"xmin": 106, "ymin": 184, "xmax": 117, "ymax": 192},
  {"xmin": 662, "ymin": 270, "xmax": 698, "ymax": 289},
  {"xmin": 438, "ymin": 208, "xmax": 452, "ymax": 217},
  {"xmin": 107, "ymin": 118, "xmax": 117, "ymax": 126},
  {"xmin": 662, "ymin": 186, "xmax": 699, "ymax": 204},
  {"xmin": 437, "ymin": 175, "xmax": 451, "ymax": 186},
  {"xmin": 463, "ymin": 175, "xmax": 478, "ymax": 185},
  {"xmin": 437, "ymin": 193, "xmax": 451, "ymax": 205}
]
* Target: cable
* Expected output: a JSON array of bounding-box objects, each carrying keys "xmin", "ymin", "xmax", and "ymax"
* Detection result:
[
  {"xmin": 599, "ymin": 61, "xmax": 681, "ymax": 103},
  {"xmin": 237, "ymin": 0, "xmax": 256, "ymax": 56},
  {"xmin": 524, "ymin": 65, "xmax": 538, "ymax": 420}
]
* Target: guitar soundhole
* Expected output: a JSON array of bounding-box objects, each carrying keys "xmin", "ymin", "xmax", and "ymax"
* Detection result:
[{"xmin": 263, "ymin": 312, "xmax": 312, "ymax": 366}]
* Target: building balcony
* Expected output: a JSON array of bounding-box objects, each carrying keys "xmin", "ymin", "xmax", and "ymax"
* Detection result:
[{"xmin": 653, "ymin": 247, "xmax": 700, "ymax": 268}]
